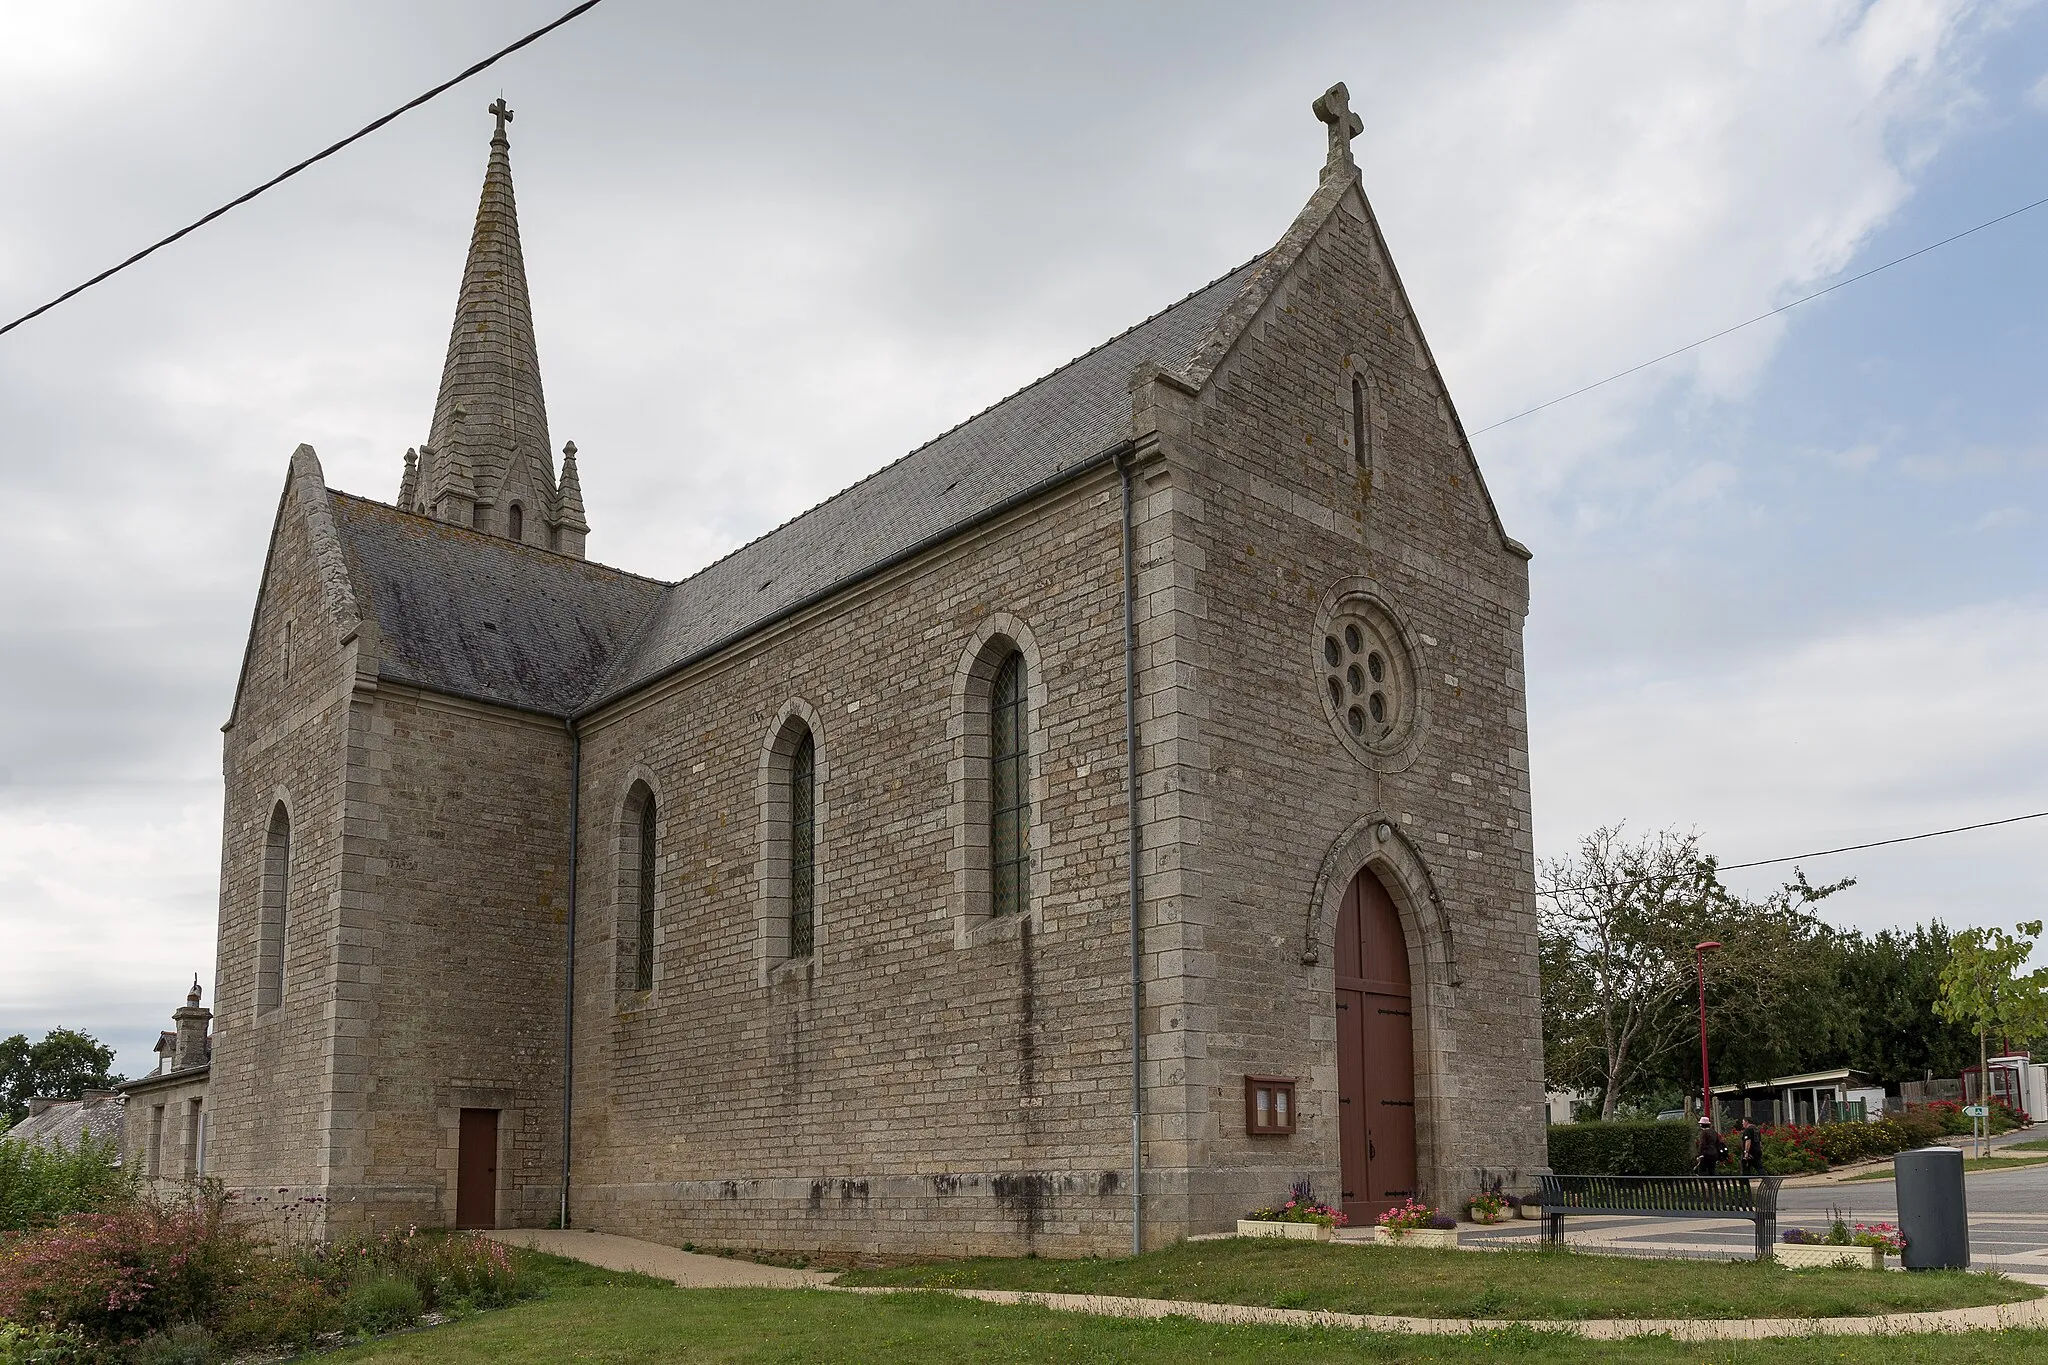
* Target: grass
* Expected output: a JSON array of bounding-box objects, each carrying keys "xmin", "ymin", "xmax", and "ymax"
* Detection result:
[
  {"xmin": 2007, "ymin": 1138, "xmax": 2048, "ymax": 1151},
  {"xmin": 837, "ymin": 1237, "xmax": 2035, "ymax": 1321},
  {"xmin": 1839, "ymin": 1153, "xmax": 2048, "ymax": 1182},
  {"xmin": 323, "ymin": 1251, "xmax": 2048, "ymax": 1364}
]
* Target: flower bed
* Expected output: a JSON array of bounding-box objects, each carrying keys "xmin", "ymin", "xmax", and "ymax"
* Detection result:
[
  {"xmin": 1242, "ymin": 1180, "xmax": 1348, "ymax": 1234},
  {"xmin": 0, "ymin": 1185, "xmax": 533, "ymax": 1363}
]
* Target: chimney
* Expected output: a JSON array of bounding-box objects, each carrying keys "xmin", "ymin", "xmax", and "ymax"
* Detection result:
[
  {"xmin": 27, "ymin": 1097, "xmax": 57, "ymax": 1118},
  {"xmin": 173, "ymin": 976, "xmax": 212, "ymax": 1071}
]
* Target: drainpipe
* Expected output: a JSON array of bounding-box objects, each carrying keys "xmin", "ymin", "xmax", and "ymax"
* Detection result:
[
  {"xmin": 559, "ymin": 719, "xmax": 581, "ymax": 1230},
  {"xmin": 1116, "ymin": 447, "xmax": 1144, "ymax": 1256}
]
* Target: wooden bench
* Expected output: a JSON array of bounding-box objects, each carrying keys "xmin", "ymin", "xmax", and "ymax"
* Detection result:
[{"xmin": 1535, "ymin": 1173, "xmax": 1786, "ymax": 1260}]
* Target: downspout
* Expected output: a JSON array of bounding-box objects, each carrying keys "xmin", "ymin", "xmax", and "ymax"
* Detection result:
[
  {"xmin": 559, "ymin": 718, "xmax": 581, "ymax": 1229},
  {"xmin": 1116, "ymin": 447, "xmax": 1144, "ymax": 1256}
]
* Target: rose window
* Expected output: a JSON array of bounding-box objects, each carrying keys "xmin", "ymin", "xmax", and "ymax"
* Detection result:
[{"xmin": 1317, "ymin": 597, "xmax": 1413, "ymax": 757}]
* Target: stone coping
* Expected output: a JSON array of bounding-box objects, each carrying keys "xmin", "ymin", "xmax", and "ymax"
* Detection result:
[
  {"xmin": 834, "ymin": 1284, "xmax": 2048, "ymax": 1340},
  {"xmin": 497, "ymin": 1227, "xmax": 2048, "ymax": 1340}
]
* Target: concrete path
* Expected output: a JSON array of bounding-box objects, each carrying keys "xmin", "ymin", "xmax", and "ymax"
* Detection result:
[
  {"xmin": 498, "ymin": 1227, "xmax": 2048, "ymax": 1340},
  {"xmin": 488, "ymin": 1229, "xmax": 835, "ymax": 1288}
]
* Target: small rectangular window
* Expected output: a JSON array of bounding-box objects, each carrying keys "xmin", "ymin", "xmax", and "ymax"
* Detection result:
[{"xmin": 1245, "ymin": 1075, "xmax": 1297, "ymax": 1136}]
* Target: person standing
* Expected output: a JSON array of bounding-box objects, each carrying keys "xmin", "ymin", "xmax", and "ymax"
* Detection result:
[
  {"xmin": 1695, "ymin": 1116, "xmax": 1728, "ymax": 1175},
  {"xmin": 1737, "ymin": 1117, "xmax": 1766, "ymax": 1177}
]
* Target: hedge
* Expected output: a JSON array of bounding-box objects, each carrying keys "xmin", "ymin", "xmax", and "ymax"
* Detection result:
[{"xmin": 1546, "ymin": 1120, "xmax": 1696, "ymax": 1176}]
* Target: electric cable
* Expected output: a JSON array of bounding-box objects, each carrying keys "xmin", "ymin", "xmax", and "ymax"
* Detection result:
[
  {"xmin": 1471, "ymin": 192, "xmax": 2048, "ymax": 436},
  {"xmin": 1538, "ymin": 808, "xmax": 2048, "ymax": 897},
  {"xmin": 0, "ymin": 0, "xmax": 608, "ymax": 340}
]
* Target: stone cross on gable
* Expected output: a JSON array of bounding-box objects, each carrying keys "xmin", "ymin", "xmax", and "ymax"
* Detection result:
[
  {"xmin": 1312, "ymin": 82, "xmax": 1363, "ymax": 173},
  {"xmin": 489, "ymin": 98, "xmax": 514, "ymax": 141}
]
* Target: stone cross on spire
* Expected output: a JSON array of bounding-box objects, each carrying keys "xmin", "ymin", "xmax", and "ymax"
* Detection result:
[
  {"xmin": 489, "ymin": 97, "xmax": 514, "ymax": 142},
  {"xmin": 1312, "ymin": 81, "xmax": 1363, "ymax": 177}
]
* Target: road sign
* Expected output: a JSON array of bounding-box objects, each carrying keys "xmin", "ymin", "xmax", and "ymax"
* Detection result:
[{"xmin": 1963, "ymin": 1105, "xmax": 1989, "ymax": 1117}]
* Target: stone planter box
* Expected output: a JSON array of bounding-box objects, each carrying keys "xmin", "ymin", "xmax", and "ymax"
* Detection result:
[
  {"xmin": 1773, "ymin": 1242, "xmax": 1884, "ymax": 1271},
  {"xmin": 1236, "ymin": 1219, "xmax": 1334, "ymax": 1242},
  {"xmin": 1374, "ymin": 1226, "xmax": 1460, "ymax": 1249},
  {"xmin": 1515, "ymin": 1202, "xmax": 1545, "ymax": 1220}
]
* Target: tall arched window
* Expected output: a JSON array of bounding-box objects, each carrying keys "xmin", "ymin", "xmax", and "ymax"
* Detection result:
[
  {"xmin": 789, "ymin": 729, "xmax": 815, "ymax": 958},
  {"xmin": 508, "ymin": 503, "xmax": 524, "ymax": 542},
  {"xmin": 259, "ymin": 803, "xmax": 291, "ymax": 1011},
  {"xmin": 634, "ymin": 795, "xmax": 656, "ymax": 991},
  {"xmin": 989, "ymin": 651, "xmax": 1029, "ymax": 917},
  {"xmin": 1351, "ymin": 374, "xmax": 1368, "ymax": 469},
  {"xmin": 618, "ymin": 781, "xmax": 658, "ymax": 998}
]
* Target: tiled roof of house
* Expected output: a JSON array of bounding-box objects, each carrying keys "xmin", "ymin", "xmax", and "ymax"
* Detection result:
[
  {"xmin": 324, "ymin": 257, "xmax": 1259, "ymax": 717},
  {"xmin": 3, "ymin": 1092, "xmax": 124, "ymax": 1153},
  {"xmin": 587, "ymin": 259, "xmax": 1261, "ymax": 707},
  {"xmin": 329, "ymin": 495, "xmax": 668, "ymax": 716}
]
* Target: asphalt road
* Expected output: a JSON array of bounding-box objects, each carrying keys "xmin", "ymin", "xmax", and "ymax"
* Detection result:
[{"xmin": 1460, "ymin": 1137, "xmax": 2048, "ymax": 1278}]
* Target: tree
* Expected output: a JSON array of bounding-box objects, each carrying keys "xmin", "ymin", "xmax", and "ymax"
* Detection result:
[
  {"xmin": 1540, "ymin": 826, "xmax": 1736, "ymax": 1120},
  {"xmin": 0, "ymin": 1029, "xmax": 123, "ymax": 1129},
  {"xmin": 1936, "ymin": 920, "xmax": 2048, "ymax": 1131},
  {"xmin": 1542, "ymin": 826, "xmax": 1855, "ymax": 1119}
]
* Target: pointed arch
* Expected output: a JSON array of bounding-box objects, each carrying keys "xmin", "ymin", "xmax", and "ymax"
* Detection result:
[
  {"xmin": 257, "ymin": 797, "xmax": 293, "ymax": 1013},
  {"xmin": 948, "ymin": 613, "xmax": 1049, "ymax": 947},
  {"xmin": 756, "ymin": 699, "xmax": 828, "ymax": 982},
  {"xmin": 614, "ymin": 774, "xmax": 662, "ymax": 1000}
]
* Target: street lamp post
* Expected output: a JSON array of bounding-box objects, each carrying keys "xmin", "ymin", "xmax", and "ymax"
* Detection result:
[{"xmin": 1696, "ymin": 941, "xmax": 1722, "ymax": 1127}]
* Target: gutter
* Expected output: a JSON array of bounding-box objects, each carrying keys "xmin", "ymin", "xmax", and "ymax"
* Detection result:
[
  {"xmin": 559, "ymin": 718, "xmax": 581, "ymax": 1230},
  {"xmin": 1116, "ymin": 447, "xmax": 1144, "ymax": 1256}
]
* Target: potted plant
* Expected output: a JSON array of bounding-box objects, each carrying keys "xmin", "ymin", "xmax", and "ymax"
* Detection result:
[
  {"xmin": 1462, "ymin": 1189, "xmax": 1509, "ymax": 1224},
  {"xmin": 1772, "ymin": 1212, "xmax": 1900, "ymax": 1270},
  {"xmin": 1237, "ymin": 1179, "xmax": 1349, "ymax": 1241},
  {"xmin": 1374, "ymin": 1198, "xmax": 1459, "ymax": 1249}
]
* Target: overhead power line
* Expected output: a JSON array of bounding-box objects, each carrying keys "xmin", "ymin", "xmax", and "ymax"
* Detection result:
[
  {"xmin": 1537, "ymin": 808, "xmax": 2048, "ymax": 898},
  {"xmin": 1471, "ymin": 191, "xmax": 2048, "ymax": 436},
  {"xmin": 0, "ymin": 0, "xmax": 609, "ymax": 340}
]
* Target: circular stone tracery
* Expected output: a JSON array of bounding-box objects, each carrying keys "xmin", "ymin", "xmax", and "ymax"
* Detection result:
[{"xmin": 1317, "ymin": 595, "xmax": 1415, "ymax": 759}]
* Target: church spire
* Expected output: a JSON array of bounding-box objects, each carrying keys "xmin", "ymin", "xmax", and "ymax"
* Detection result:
[{"xmin": 414, "ymin": 99, "xmax": 588, "ymax": 556}]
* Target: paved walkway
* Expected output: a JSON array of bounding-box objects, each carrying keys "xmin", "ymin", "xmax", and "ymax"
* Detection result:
[
  {"xmin": 497, "ymin": 1227, "xmax": 2048, "ymax": 1340},
  {"xmin": 487, "ymin": 1229, "xmax": 835, "ymax": 1288}
]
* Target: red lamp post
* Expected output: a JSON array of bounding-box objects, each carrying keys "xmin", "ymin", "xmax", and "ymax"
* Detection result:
[{"xmin": 1696, "ymin": 941, "xmax": 1722, "ymax": 1124}]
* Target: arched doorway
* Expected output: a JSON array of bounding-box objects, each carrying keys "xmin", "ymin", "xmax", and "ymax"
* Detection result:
[{"xmin": 1335, "ymin": 866, "xmax": 1417, "ymax": 1224}]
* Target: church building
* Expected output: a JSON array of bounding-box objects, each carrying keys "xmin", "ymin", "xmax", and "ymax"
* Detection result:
[{"xmin": 203, "ymin": 85, "xmax": 1545, "ymax": 1255}]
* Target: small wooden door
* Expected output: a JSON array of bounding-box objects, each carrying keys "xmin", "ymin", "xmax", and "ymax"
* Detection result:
[
  {"xmin": 456, "ymin": 1109, "xmax": 499, "ymax": 1230},
  {"xmin": 1335, "ymin": 868, "xmax": 1417, "ymax": 1225}
]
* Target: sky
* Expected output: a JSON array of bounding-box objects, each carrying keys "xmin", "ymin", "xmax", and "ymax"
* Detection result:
[{"xmin": 1, "ymin": 0, "xmax": 2044, "ymax": 1079}]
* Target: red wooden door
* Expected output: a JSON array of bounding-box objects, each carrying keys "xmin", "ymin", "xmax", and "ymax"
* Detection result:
[
  {"xmin": 456, "ymin": 1109, "xmax": 499, "ymax": 1230},
  {"xmin": 1335, "ymin": 868, "xmax": 1416, "ymax": 1225}
]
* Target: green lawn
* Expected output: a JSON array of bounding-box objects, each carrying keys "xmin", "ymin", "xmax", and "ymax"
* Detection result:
[
  {"xmin": 2007, "ymin": 1138, "xmax": 2048, "ymax": 1151},
  {"xmin": 836, "ymin": 1237, "xmax": 2033, "ymax": 1321},
  {"xmin": 1840, "ymin": 1153, "xmax": 2048, "ymax": 1182},
  {"xmin": 325, "ymin": 1252, "xmax": 2047, "ymax": 1365}
]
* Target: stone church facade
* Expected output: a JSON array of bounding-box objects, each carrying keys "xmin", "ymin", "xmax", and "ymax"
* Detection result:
[{"xmin": 202, "ymin": 85, "xmax": 1544, "ymax": 1255}]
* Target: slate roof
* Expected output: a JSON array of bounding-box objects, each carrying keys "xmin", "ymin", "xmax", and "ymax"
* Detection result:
[
  {"xmin": 588, "ymin": 258, "xmax": 1263, "ymax": 707},
  {"xmin": 4, "ymin": 1093, "xmax": 124, "ymax": 1153},
  {"xmin": 326, "ymin": 257, "xmax": 1260, "ymax": 717},
  {"xmin": 330, "ymin": 495, "xmax": 668, "ymax": 715}
]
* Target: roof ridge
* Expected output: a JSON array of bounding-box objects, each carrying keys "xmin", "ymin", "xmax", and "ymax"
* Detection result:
[
  {"xmin": 660, "ymin": 255, "xmax": 1264, "ymax": 594},
  {"xmin": 327, "ymin": 490, "xmax": 669, "ymax": 587}
]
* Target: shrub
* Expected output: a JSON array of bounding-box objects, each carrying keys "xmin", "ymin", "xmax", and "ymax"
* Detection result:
[
  {"xmin": 317, "ymin": 1228, "xmax": 526, "ymax": 1312},
  {"xmin": 340, "ymin": 1270, "xmax": 423, "ymax": 1337},
  {"xmin": 1761, "ymin": 1128, "xmax": 1827, "ymax": 1175},
  {"xmin": 127, "ymin": 1323, "xmax": 216, "ymax": 1365},
  {"xmin": 0, "ymin": 1138, "xmax": 132, "ymax": 1234},
  {"xmin": 1892, "ymin": 1107, "xmax": 1945, "ymax": 1147},
  {"xmin": 0, "ymin": 1322, "xmax": 88, "ymax": 1365},
  {"xmin": 1545, "ymin": 1120, "xmax": 1693, "ymax": 1176},
  {"xmin": 0, "ymin": 1191, "xmax": 248, "ymax": 1347},
  {"xmin": 208, "ymin": 1250, "xmax": 336, "ymax": 1355}
]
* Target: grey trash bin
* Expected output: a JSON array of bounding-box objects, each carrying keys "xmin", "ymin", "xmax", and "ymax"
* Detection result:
[{"xmin": 1894, "ymin": 1145, "xmax": 1969, "ymax": 1270}]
